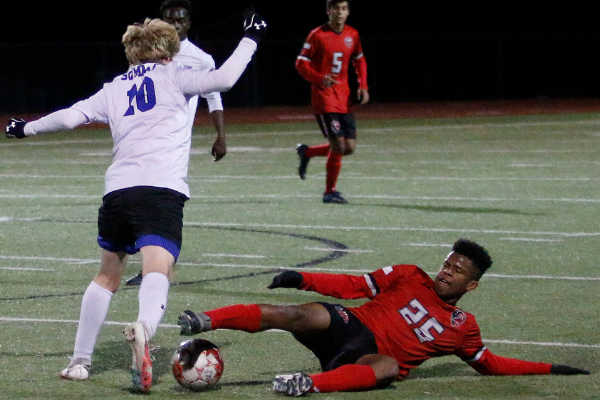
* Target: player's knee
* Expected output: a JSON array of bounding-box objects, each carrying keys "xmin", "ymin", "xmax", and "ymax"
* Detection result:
[
  {"xmin": 282, "ymin": 305, "xmax": 311, "ymax": 325},
  {"xmin": 343, "ymin": 147, "xmax": 354, "ymax": 156},
  {"xmin": 93, "ymin": 274, "xmax": 120, "ymax": 293},
  {"xmin": 375, "ymin": 362, "xmax": 399, "ymax": 388},
  {"xmin": 263, "ymin": 305, "xmax": 309, "ymax": 327}
]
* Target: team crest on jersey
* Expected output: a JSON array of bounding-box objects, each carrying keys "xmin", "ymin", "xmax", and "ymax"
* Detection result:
[
  {"xmin": 344, "ymin": 37, "xmax": 354, "ymax": 48},
  {"xmin": 451, "ymin": 310, "xmax": 466, "ymax": 327},
  {"xmin": 335, "ymin": 305, "xmax": 350, "ymax": 324}
]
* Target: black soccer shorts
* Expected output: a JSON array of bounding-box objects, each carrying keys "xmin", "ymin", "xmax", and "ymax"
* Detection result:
[
  {"xmin": 315, "ymin": 113, "xmax": 357, "ymax": 140},
  {"xmin": 97, "ymin": 186, "xmax": 188, "ymax": 260},
  {"xmin": 294, "ymin": 302, "xmax": 379, "ymax": 372}
]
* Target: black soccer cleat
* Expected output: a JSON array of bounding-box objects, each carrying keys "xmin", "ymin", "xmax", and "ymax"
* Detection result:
[
  {"xmin": 322, "ymin": 191, "xmax": 347, "ymax": 204},
  {"xmin": 296, "ymin": 144, "xmax": 310, "ymax": 180},
  {"xmin": 178, "ymin": 310, "xmax": 212, "ymax": 335},
  {"xmin": 125, "ymin": 272, "xmax": 143, "ymax": 286}
]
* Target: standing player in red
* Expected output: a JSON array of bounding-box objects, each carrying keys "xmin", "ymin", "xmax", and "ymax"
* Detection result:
[
  {"xmin": 178, "ymin": 239, "xmax": 589, "ymax": 396},
  {"xmin": 295, "ymin": 0, "xmax": 369, "ymax": 204}
]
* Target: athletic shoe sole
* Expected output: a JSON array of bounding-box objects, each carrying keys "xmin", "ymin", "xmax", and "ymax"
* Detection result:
[{"xmin": 123, "ymin": 322, "xmax": 152, "ymax": 393}]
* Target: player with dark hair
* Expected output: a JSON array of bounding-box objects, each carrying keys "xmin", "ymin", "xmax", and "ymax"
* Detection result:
[
  {"xmin": 6, "ymin": 13, "xmax": 267, "ymax": 393},
  {"xmin": 295, "ymin": 0, "xmax": 369, "ymax": 204},
  {"xmin": 125, "ymin": 0, "xmax": 228, "ymax": 286},
  {"xmin": 178, "ymin": 239, "xmax": 589, "ymax": 396}
]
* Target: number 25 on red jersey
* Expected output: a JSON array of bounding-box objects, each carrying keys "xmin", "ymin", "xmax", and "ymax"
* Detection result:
[{"xmin": 399, "ymin": 299, "xmax": 445, "ymax": 343}]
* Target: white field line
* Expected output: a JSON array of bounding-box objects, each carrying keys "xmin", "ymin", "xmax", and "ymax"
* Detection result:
[
  {"xmin": 0, "ymin": 194, "xmax": 98, "ymax": 199},
  {"xmin": 191, "ymin": 120, "xmax": 600, "ymax": 137},
  {"xmin": 0, "ymin": 267, "xmax": 55, "ymax": 271},
  {"xmin": 1, "ymin": 173, "xmax": 599, "ymax": 182},
  {"xmin": 0, "ymin": 174, "xmax": 103, "ymax": 179},
  {"xmin": 1, "ymin": 217, "xmax": 600, "ymax": 237},
  {"xmin": 185, "ymin": 221, "xmax": 600, "ymax": 237},
  {"xmin": 0, "ymin": 119, "xmax": 598, "ymax": 148},
  {"xmin": 0, "ymin": 255, "xmax": 598, "ymax": 281},
  {"xmin": 499, "ymin": 237, "xmax": 564, "ymax": 243},
  {"xmin": 2, "ymin": 193, "xmax": 600, "ymax": 204},
  {"xmin": 1, "ymin": 158, "xmax": 598, "ymax": 167},
  {"xmin": 394, "ymin": 243, "xmax": 454, "ymax": 247},
  {"xmin": 303, "ymin": 247, "xmax": 374, "ymax": 253},
  {"xmin": 0, "ymin": 255, "xmax": 98, "ymax": 263},
  {"xmin": 202, "ymin": 253, "xmax": 266, "ymax": 259},
  {"xmin": 0, "ymin": 316, "xmax": 597, "ymax": 349}
]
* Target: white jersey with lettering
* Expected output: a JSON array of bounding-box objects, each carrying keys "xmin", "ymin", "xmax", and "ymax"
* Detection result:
[{"xmin": 24, "ymin": 38, "xmax": 257, "ymax": 198}]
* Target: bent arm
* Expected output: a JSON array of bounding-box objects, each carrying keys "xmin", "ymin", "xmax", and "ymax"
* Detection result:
[
  {"xmin": 24, "ymin": 108, "xmax": 89, "ymax": 136},
  {"xmin": 179, "ymin": 38, "xmax": 257, "ymax": 95},
  {"xmin": 353, "ymin": 55, "xmax": 368, "ymax": 90},
  {"xmin": 295, "ymin": 57, "xmax": 325, "ymax": 85}
]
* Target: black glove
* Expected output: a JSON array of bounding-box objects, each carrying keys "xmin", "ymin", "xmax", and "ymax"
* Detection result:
[
  {"xmin": 550, "ymin": 364, "xmax": 591, "ymax": 375},
  {"xmin": 5, "ymin": 118, "xmax": 27, "ymax": 139},
  {"xmin": 268, "ymin": 270, "xmax": 303, "ymax": 289},
  {"xmin": 243, "ymin": 11, "xmax": 267, "ymax": 44}
]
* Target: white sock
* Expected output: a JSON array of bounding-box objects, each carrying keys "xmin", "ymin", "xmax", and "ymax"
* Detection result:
[
  {"xmin": 137, "ymin": 272, "xmax": 169, "ymax": 340},
  {"xmin": 72, "ymin": 281, "xmax": 113, "ymax": 362}
]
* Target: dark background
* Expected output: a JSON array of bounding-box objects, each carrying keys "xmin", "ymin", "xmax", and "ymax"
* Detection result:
[{"xmin": 2, "ymin": 1, "xmax": 600, "ymax": 113}]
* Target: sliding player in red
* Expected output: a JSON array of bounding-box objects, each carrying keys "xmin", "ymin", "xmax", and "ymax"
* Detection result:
[
  {"xmin": 178, "ymin": 239, "xmax": 589, "ymax": 396},
  {"xmin": 295, "ymin": 0, "xmax": 369, "ymax": 204}
]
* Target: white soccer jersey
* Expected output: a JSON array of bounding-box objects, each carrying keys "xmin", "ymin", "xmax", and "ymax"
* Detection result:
[
  {"xmin": 175, "ymin": 38, "xmax": 223, "ymax": 122},
  {"xmin": 25, "ymin": 38, "xmax": 257, "ymax": 198}
]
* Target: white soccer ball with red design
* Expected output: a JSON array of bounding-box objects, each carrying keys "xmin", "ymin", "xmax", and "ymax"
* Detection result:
[{"xmin": 172, "ymin": 338, "xmax": 224, "ymax": 391}]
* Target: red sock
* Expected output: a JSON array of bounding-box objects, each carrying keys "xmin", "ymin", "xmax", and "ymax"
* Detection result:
[
  {"xmin": 305, "ymin": 143, "xmax": 330, "ymax": 158},
  {"xmin": 205, "ymin": 304, "xmax": 262, "ymax": 333},
  {"xmin": 310, "ymin": 364, "xmax": 377, "ymax": 393},
  {"xmin": 325, "ymin": 151, "xmax": 343, "ymax": 193}
]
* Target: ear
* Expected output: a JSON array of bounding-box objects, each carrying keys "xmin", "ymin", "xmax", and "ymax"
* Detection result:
[{"xmin": 465, "ymin": 280, "xmax": 479, "ymax": 292}]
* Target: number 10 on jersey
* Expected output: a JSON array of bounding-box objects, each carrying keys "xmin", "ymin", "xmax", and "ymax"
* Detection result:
[{"xmin": 124, "ymin": 77, "xmax": 157, "ymax": 116}]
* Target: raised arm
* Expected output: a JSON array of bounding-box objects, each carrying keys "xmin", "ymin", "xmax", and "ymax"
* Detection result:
[{"xmin": 178, "ymin": 13, "xmax": 267, "ymax": 95}]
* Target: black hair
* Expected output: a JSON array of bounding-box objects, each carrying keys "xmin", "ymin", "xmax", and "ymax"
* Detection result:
[
  {"xmin": 160, "ymin": 0, "xmax": 193, "ymax": 15},
  {"xmin": 452, "ymin": 239, "xmax": 492, "ymax": 279},
  {"xmin": 327, "ymin": 0, "xmax": 351, "ymax": 8}
]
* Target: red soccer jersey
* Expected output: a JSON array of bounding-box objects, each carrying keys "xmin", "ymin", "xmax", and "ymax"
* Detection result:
[
  {"xmin": 299, "ymin": 265, "xmax": 552, "ymax": 379},
  {"xmin": 295, "ymin": 24, "xmax": 368, "ymax": 114}
]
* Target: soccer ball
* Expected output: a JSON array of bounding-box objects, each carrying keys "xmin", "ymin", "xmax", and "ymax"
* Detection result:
[{"xmin": 171, "ymin": 338, "xmax": 224, "ymax": 391}]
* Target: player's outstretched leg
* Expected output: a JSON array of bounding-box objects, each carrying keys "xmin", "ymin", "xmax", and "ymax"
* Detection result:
[
  {"xmin": 296, "ymin": 144, "xmax": 310, "ymax": 180},
  {"xmin": 123, "ymin": 322, "xmax": 152, "ymax": 393},
  {"xmin": 178, "ymin": 310, "xmax": 213, "ymax": 335},
  {"xmin": 60, "ymin": 358, "xmax": 91, "ymax": 380}
]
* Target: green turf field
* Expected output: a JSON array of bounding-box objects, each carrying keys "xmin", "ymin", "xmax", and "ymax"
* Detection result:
[{"xmin": 0, "ymin": 112, "xmax": 598, "ymax": 399}]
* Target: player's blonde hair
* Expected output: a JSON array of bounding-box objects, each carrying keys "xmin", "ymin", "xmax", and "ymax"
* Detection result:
[{"xmin": 122, "ymin": 18, "xmax": 180, "ymax": 65}]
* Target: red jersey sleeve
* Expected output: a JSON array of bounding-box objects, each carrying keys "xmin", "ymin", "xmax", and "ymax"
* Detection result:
[
  {"xmin": 351, "ymin": 34, "xmax": 368, "ymax": 90},
  {"xmin": 467, "ymin": 348, "xmax": 552, "ymax": 376},
  {"xmin": 298, "ymin": 265, "xmax": 422, "ymax": 300},
  {"xmin": 295, "ymin": 30, "xmax": 326, "ymax": 86},
  {"xmin": 298, "ymin": 271, "xmax": 373, "ymax": 299},
  {"xmin": 456, "ymin": 317, "xmax": 552, "ymax": 375}
]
